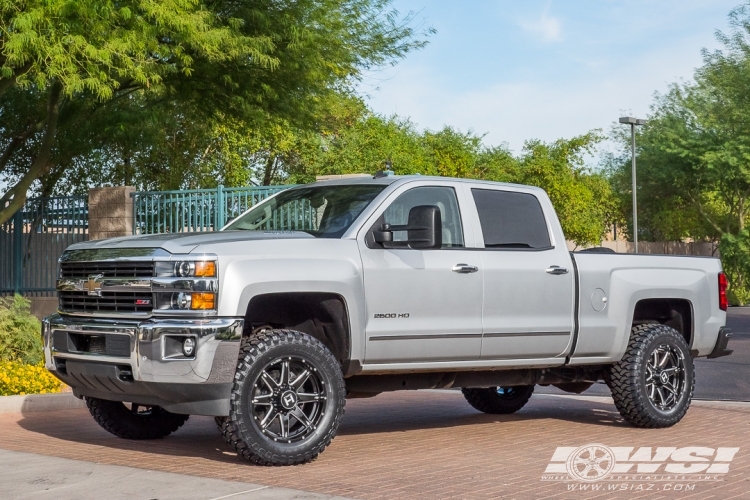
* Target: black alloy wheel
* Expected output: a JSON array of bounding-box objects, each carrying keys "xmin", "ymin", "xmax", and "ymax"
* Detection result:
[
  {"xmin": 645, "ymin": 343, "xmax": 688, "ymax": 412},
  {"xmin": 218, "ymin": 330, "xmax": 346, "ymax": 465},
  {"xmin": 249, "ymin": 356, "xmax": 328, "ymax": 443},
  {"xmin": 609, "ymin": 324, "xmax": 695, "ymax": 428}
]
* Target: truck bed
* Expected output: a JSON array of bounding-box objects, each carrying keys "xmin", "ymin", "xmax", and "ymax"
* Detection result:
[{"xmin": 570, "ymin": 252, "xmax": 725, "ymax": 364}]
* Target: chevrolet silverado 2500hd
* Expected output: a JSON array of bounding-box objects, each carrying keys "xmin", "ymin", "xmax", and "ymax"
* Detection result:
[{"xmin": 43, "ymin": 176, "xmax": 733, "ymax": 465}]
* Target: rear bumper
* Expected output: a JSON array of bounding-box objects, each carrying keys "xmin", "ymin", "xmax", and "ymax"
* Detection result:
[
  {"xmin": 42, "ymin": 314, "xmax": 243, "ymax": 415},
  {"xmin": 707, "ymin": 326, "xmax": 733, "ymax": 359}
]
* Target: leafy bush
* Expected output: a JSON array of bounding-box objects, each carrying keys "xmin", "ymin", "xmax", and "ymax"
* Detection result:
[
  {"xmin": 0, "ymin": 361, "xmax": 63, "ymax": 396},
  {"xmin": 0, "ymin": 296, "xmax": 64, "ymax": 395},
  {"xmin": 0, "ymin": 295, "xmax": 43, "ymax": 365},
  {"xmin": 720, "ymin": 232, "xmax": 750, "ymax": 306}
]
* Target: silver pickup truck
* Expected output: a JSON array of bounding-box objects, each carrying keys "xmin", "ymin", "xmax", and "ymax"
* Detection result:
[{"xmin": 43, "ymin": 175, "xmax": 733, "ymax": 465}]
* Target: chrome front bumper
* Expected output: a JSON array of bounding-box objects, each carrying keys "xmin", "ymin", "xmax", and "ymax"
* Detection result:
[{"xmin": 42, "ymin": 314, "xmax": 244, "ymax": 415}]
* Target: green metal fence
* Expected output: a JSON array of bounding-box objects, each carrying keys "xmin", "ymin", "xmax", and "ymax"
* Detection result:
[
  {"xmin": 131, "ymin": 185, "xmax": 296, "ymax": 234},
  {"xmin": 0, "ymin": 195, "xmax": 88, "ymax": 295}
]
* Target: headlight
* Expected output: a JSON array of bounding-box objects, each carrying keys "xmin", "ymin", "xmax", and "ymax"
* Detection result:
[
  {"xmin": 155, "ymin": 260, "xmax": 217, "ymax": 278},
  {"xmin": 169, "ymin": 292, "xmax": 215, "ymax": 310},
  {"xmin": 190, "ymin": 292, "xmax": 216, "ymax": 310},
  {"xmin": 175, "ymin": 261, "xmax": 216, "ymax": 277},
  {"xmin": 175, "ymin": 262, "xmax": 195, "ymax": 277},
  {"xmin": 171, "ymin": 292, "xmax": 192, "ymax": 309}
]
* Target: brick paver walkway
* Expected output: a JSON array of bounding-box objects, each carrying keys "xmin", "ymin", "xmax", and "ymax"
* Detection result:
[{"xmin": 0, "ymin": 391, "xmax": 748, "ymax": 499}]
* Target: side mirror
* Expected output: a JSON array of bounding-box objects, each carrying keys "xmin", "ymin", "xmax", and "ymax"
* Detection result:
[{"xmin": 374, "ymin": 205, "xmax": 442, "ymax": 249}]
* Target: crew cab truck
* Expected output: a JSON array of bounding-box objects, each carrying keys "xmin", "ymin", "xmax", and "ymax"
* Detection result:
[{"xmin": 43, "ymin": 176, "xmax": 733, "ymax": 465}]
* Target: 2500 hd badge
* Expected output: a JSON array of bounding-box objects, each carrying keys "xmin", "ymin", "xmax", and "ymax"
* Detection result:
[{"xmin": 374, "ymin": 313, "xmax": 410, "ymax": 318}]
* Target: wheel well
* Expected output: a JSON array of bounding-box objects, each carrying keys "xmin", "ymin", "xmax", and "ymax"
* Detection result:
[
  {"xmin": 243, "ymin": 292, "xmax": 350, "ymax": 369},
  {"xmin": 632, "ymin": 298, "xmax": 693, "ymax": 346}
]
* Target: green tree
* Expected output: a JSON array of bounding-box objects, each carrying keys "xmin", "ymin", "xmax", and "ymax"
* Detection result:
[
  {"xmin": 0, "ymin": 0, "xmax": 265, "ymax": 222},
  {"xmin": 515, "ymin": 133, "xmax": 613, "ymax": 246},
  {"xmin": 280, "ymin": 104, "xmax": 612, "ymax": 246},
  {"xmin": 606, "ymin": 2, "xmax": 750, "ymax": 302},
  {"xmin": 0, "ymin": 0, "xmax": 429, "ymax": 218}
]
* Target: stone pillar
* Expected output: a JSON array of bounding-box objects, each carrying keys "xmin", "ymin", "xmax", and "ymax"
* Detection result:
[{"xmin": 88, "ymin": 186, "xmax": 135, "ymax": 240}]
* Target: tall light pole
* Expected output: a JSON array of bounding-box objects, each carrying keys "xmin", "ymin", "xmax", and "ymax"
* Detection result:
[{"xmin": 619, "ymin": 117, "xmax": 647, "ymax": 253}]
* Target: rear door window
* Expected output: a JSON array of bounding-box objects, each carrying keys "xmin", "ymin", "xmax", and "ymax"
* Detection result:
[{"xmin": 471, "ymin": 188, "xmax": 551, "ymax": 249}]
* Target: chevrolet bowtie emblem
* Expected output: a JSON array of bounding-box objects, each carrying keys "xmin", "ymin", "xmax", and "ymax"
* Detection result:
[{"xmin": 82, "ymin": 274, "xmax": 104, "ymax": 296}]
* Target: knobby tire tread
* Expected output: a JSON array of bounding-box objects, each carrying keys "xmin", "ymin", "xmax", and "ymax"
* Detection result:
[
  {"xmin": 609, "ymin": 324, "xmax": 694, "ymax": 428},
  {"xmin": 218, "ymin": 329, "xmax": 345, "ymax": 465},
  {"xmin": 461, "ymin": 385, "xmax": 534, "ymax": 415},
  {"xmin": 86, "ymin": 397, "xmax": 190, "ymax": 440}
]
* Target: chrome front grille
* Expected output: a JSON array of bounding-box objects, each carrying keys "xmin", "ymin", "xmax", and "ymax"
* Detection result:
[
  {"xmin": 60, "ymin": 261, "xmax": 154, "ymax": 279},
  {"xmin": 59, "ymin": 291, "xmax": 153, "ymax": 314},
  {"xmin": 57, "ymin": 249, "xmax": 218, "ymax": 318}
]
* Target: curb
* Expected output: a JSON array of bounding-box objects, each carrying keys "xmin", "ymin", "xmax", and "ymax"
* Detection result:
[{"xmin": 0, "ymin": 392, "xmax": 86, "ymax": 414}]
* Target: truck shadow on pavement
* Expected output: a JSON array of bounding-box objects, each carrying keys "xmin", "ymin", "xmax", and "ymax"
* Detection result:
[
  {"xmin": 13, "ymin": 392, "xmax": 631, "ymax": 468},
  {"xmin": 335, "ymin": 393, "xmax": 630, "ymax": 435}
]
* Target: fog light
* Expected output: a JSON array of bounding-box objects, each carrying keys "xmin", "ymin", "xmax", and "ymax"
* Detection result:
[
  {"xmin": 182, "ymin": 337, "xmax": 196, "ymax": 357},
  {"xmin": 171, "ymin": 292, "xmax": 192, "ymax": 310}
]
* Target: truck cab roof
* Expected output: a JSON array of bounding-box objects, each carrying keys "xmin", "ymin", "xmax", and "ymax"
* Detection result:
[{"xmin": 311, "ymin": 174, "xmax": 547, "ymax": 194}]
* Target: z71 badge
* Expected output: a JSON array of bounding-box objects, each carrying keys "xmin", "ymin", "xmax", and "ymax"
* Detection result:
[{"xmin": 374, "ymin": 313, "xmax": 410, "ymax": 318}]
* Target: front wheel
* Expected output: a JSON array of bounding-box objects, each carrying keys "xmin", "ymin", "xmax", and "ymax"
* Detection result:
[
  {"xmin": 461, "ymin": 385, "xmax": 534, "ymax": 414},
  {"xmin": 219, "ymin": 330, "xmax": 346, "ymax": 465},
  {"xmin": 86, "ymin": 397, "xmax": 189, "ymax": 439},
  {"xmin": 609, "ymin": 324, "xmax": 695, "ymax": 428}
]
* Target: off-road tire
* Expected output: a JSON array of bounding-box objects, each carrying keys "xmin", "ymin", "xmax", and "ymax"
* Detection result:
[
  {"xmin": 219, "ymin": 329, "xmax": 346, "ymax": 465},
  {"xmin": 461, "ymin": 385, "xmax": 535, "ymax": 414},
  {"xmin": 609, "ymin": 324, "xmax": 695, "ymax": 428},
  {"xmin": 86, "ymin": 397, "xmax": 189, "ymax": 439}
]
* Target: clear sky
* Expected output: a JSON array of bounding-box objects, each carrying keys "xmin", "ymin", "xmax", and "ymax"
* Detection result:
[{"xmin": 361, "ymin": 0, "xmax": 739, "ymax": 153}]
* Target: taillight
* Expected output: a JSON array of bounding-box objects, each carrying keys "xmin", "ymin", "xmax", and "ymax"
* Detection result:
[{"xmin": 719, "ymin": 273, "xmax": 728, "ymax": 311}]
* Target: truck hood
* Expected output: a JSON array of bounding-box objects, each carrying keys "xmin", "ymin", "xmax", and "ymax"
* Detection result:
[{"xmin": 66, "ymin": 230, "xmax": 315, "ymax": 254}]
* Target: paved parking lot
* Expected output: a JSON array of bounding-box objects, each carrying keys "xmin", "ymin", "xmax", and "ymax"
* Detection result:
[{"xmin": 0, "ymin": 390, "xmax": 748, "ymax": 499}]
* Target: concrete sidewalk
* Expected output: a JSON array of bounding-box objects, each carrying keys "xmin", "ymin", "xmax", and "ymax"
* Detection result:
[
  {"xmin": 0, "ymin": 392, "xmax": 85, "ymax": 414},
  {"xmin": 0, "ymin": 449, "xmax": 351, "ymax": 500},
  {"xmin": 0, "ymin": 390, "xmax": 748, "ymax": 499}
]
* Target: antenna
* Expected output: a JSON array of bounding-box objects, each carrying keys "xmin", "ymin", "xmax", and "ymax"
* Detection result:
[{"xmin": 373, "ymin": 159, "xmax": 394, "ymax": 179}]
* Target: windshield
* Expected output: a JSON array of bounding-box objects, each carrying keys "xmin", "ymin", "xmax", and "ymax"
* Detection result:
[{"xmin": 225, "ymin": 184, "xmax": 386, "ymax": 238}]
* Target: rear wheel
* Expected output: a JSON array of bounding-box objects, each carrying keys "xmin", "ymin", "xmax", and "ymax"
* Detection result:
[
  {"xmin": 86, "ymin": 397, "xmax": 189, "ymax": 439},
  {"xmin": 609, "ymin": 324, "xmax": 694, "ymax": 428},
  {"xmin": 461, "ymin": 385, "xmax": 534, "ymax": 414},
  {"xmin": 219, "ymin": 329, "xmax": 346, "ymax": 465}
]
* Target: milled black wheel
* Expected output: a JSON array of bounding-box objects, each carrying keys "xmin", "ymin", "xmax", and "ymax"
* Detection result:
[
  {"xmin": 461, "ymin": 385, "xmax": 534, "ymax": 414},
  {"xmin": 609, "ymin": 324, "xmax": 694, "ymax": 428},
  {"xmin": 86, "ymin": 397, "xmax": 189, "ymax": 439},
  {"xmin": 219, "ymin": 329, "xmax": 346, "ymax": 465}
]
